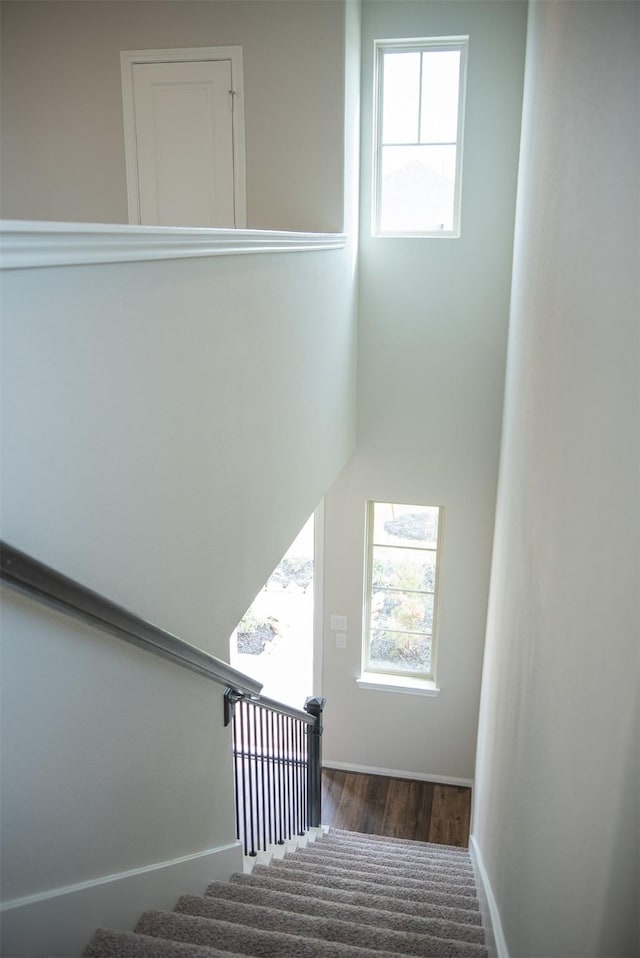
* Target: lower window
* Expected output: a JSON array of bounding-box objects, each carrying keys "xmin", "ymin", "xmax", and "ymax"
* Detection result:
[{"xmin": 363, "ymin": 501, "xmax": 442, "ymax": 680}]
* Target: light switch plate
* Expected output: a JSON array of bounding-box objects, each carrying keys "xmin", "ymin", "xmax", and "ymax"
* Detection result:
[
  {"xmin": 336, "ymin": 632, "xmax": 347, "ymax": 648},
  {"xmin": 330, "ymin": 615, "xmax": 347, "ymax": 631}
]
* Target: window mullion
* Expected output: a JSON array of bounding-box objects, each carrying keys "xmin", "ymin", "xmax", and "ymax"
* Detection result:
[
  {"xmin": 371, "ymin": 627, "xmax": 433, "ymax": 639},
  {"xmin": 371, "ymin": 586, "xmax": 435, "ymax": 598}
]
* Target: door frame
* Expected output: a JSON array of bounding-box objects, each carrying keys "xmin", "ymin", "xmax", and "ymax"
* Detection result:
[{"xmin": 120, "ymin": 46, "xmax": 247, "ymax": 228}]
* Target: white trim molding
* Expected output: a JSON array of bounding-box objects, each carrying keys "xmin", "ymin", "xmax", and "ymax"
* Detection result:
[
  {"xmin": 357, "ymin": 672, "xmax": 441, "ymax": 697},
  {"xmin": 0, "ymin": 220, "xmax": 347, "ymax": 270},
  {"xmin": 0, "ymin": 840, "xmax": 242, "ymax": 958},
  {"xmin": 469, "ymin": 834, "xmax": 509, "ymax": 958},
  {"xmin": 323, "ymin": 760, "xmax": 473, "ymax": 788}
]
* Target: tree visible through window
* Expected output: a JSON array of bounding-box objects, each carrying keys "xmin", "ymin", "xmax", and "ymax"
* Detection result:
[
  {"xmin": 364, "ymin": 501, "xmax": 442, "ymax": 679},
  {"xmin": 373, "ymin": 37, "xmax": 468, "ymax": 237}
]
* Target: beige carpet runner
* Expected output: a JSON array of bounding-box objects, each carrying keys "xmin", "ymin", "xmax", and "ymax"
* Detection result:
[{"xmin": 83, "ymin": 828, "xmax": 487, "ymax": 958}]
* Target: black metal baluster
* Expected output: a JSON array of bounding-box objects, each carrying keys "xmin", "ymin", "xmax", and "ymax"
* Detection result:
[
  {"xmin": 252, "ymin": 703, "xmax": 261, "ymax": 852},
  {"xmin": 298, "ymin": 718, "xmax": 305, "ymax": 835},
  {"xmin": 266, "ymin": 709, "xmax": 272, "ymax": 850},
  {"xmin": 232, "ymin": 706, "xmax": 241, "ymax": 841},
  {"xmin": 253, "ymin": 703, "xmax": 261, "ymax": 854},
  {"xmin": 303, "ymin": 716, "xmax": 309, "ymax": 832},
  {"xmin": 287, "ymin": 714, "xmax": 294, "ymax": 841},
  {"xmin": 293, "ymin": 717, "xmax": 299, "ymax": 836},
  {"xmin": 282, "ymin": 715, "xmax": 291, "ymax": 839},
  {"xmin": 277, "ymin": 712, "xmax": 285, "ymax": 844},
  {"xmin": 287, "ymin": 715, "xmax": 293, "ymax": 841},
  {"xmin": 247, "ymin": 702, "xmax": 256, "ymax": 857},
  {"xmin": 270, "ymin": 708, "xmax": 276, "ymax": 847},
  {"xmin": 237, "ymin": 700, "xmax": 248, "ymax": 855},
  {"xmin": 281, "ymin": 714, "xmax": 288, "ymax": 841},
  {"xmin": 280, "ymin": 713, "xmax": 287, "ymax": 842},
  {"xmin": 295, "ymin": 718, "xmax": 301, "ymax": 835},
  {"xmin": 259, "ymin": 706, "xmax": 267, "ymax": 852}
]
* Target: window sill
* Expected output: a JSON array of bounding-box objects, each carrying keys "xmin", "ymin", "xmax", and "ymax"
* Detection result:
[{"xmin": 356, "ymin": 672, "xmax": 441, "ymax": 697}]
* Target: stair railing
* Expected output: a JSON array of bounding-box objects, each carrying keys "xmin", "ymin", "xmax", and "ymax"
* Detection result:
[
  {"xmin": 0, "ymin": 541, "xmax": 326, "ymax": 856},
  {"xmin": 224, "ymin": 689, "xmax": 325, "ymax": 856}
]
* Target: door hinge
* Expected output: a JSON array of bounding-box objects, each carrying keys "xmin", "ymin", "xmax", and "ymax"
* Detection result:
[{"xmin": 229, "ymin": 89, "xmax": 236, "ymax": 111}]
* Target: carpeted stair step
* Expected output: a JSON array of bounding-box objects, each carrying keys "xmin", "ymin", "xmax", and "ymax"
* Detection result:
[
  {"xmin": 325, "ymin": 828, "xmax": 470, "ymax": 854},
  {"xmin": 289, "ymin": 845, "xmax": 477, "ymax": 883},
  {"xmin": 83, "ymin": 928, "xmax": 246, "ymax": 957},
  {"xmin": 228, "ymin": 871, "xmax": 482, "ymax": 928},
  {"xmin": 175, "ymin": 893, "xmax": 486, "ymax": 958},
  {"xmin": 134, "ymin": 910, "xmax": 465, "ymax": 958},
  {"xmin": 302, "ymin": 835, "xmax": 475, "ymax": 867},
  {"xmin": 204, "ymin": 879, "xmax": 485, "ymax": 943},
  {"xmin": 314, "ymin": 839, "xmax": 471, "ymax": 867}
]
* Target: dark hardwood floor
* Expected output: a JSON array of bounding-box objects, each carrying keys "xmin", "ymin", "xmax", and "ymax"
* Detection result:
[{"xmin": 321, "ymin": 767, "xmax": 471, "ymax": 848}]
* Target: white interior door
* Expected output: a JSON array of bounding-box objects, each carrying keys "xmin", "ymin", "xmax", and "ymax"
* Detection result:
[{"xmin": 121, "ymin": 48, "xmax": 246, "ymax": 228}]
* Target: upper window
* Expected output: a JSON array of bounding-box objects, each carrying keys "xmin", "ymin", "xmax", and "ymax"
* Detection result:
[
  {"xmin": 372, "ymin": 37, "xmax": 468, "ymax": 238},
  {"xmin": 363, "ymin": 501, "xmax": 442, "ymax": 681}
]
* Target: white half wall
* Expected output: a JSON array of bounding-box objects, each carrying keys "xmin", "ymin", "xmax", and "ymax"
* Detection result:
[
  {"xmin": 0, "ymin": 227, "xmax": 357, "ymax": 955},
  {"xmin": 472, "ymin": 3, "xmax": 639, "ymax": 956},
  {"xmin": 322, "ymin": 0, "xmax": 527, "ymax": 783}
]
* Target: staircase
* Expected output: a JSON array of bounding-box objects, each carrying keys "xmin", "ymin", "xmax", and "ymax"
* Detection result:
[{"xmin": 83, "ymin": 828, "xmax": 486, "ymax": 958}]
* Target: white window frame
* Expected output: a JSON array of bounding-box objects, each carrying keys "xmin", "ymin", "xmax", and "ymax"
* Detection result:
[
  {"xmin": 372, "ymin": 36, "xmax": 469, "ymax": 239},
  {"xmin": 361, "ymin": 501, "xmax": 443, "ymax": 693}
]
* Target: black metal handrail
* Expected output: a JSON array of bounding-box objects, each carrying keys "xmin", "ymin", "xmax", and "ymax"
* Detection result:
[
  {"xmin": 0, "ymin": 541, "xmax": 262, "ymax": 696},
  {"xmin": 225, "ymin": 690, "xmax": 325, "ymax": 855}
]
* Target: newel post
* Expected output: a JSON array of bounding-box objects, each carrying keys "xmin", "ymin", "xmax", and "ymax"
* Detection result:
[{"xmin": 305, "ymin": 696, "xmax": 326, "ymax": 828}]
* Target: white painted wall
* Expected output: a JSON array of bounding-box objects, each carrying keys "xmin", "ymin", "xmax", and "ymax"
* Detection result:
[
  {"xmin": 321, "ymin": 0, "xmax": 527, "ymax": 783},
  {"xmin": 472, "ymin": 3, "xmax": 639, "ymax": 956},
  {"xmin": 0, "ymin": 236, "xmax": 357, "ymax": 954},
  {"xmin": 0, "ymin": 0, "xmax": 345, "ymax": 232}
]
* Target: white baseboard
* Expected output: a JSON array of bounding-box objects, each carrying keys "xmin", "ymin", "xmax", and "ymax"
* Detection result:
[
  {"xmin": 469, "ymin": 834, "xmax": 509, "ymax": 958},
  {"xmin": 322, "ymin": 759, "xmax": 473, "ymax": 788},
  {"xmin": 0, "ymin": 840, "xmax": 243, "ymax": 958}
]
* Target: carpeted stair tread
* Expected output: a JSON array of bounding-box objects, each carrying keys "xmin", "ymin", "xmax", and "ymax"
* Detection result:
[
  {"xmin": 134, "ymin": 909, "xmax": 468, "ymax": 958},
  {"xmin": 83, "ymin": 927, "xmax": 245, "ymax": 957},
  {"xmin": 306, "ymin": 837, "xmax": 475, "ymax": 870},
  {"xmin": 227, "ymin": 872, "xmax": 482, "ymax": 927},
  {"xmin": 313, "ymin": 839, "xmax": 472, "ymax": 867},
  {"xmin": 290, "ymin": 846, "xmax": 476, "ymax": 883},
  {"xmin": 250, "ymin": 863, "xmax": 479, "ymax": 912},
  {"xmin": 326, "ymin": 828, "xmax": 469, "ymax": 854},
  {"xmin": 262, "ymin": 859, "xmax": 477, "ymax": 897},
  {"xmin": 204, "ymin": 881, "xmax": 484, "ymax": 943}
]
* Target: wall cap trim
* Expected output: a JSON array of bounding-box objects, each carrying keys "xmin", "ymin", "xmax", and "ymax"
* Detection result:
[
  {"xmin": 0, "ymin": 840, "xmax": 241, "ymax": 913},
  {"xmin": 322, "ymin": 760, "xmax": 473, "ymax": 788},
  {"xmin": 0, "ymin": 220, "xmax": 347, "ymax": 270}
]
